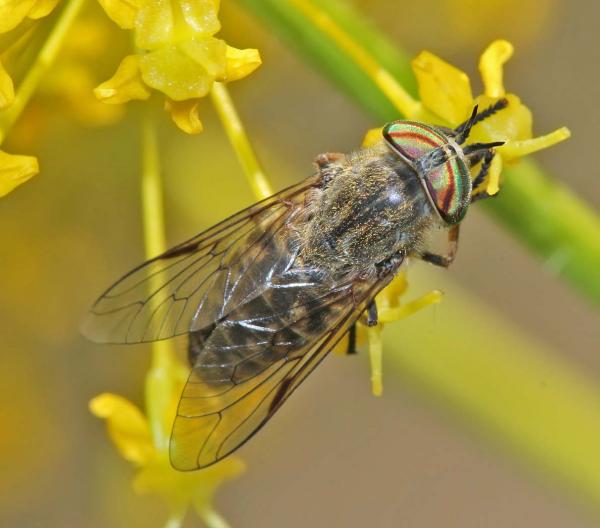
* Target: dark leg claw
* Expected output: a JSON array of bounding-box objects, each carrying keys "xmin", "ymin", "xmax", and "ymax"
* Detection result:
[{"xmin": 366, "ymin": 300, "xmax": 378, "ymax": 327}]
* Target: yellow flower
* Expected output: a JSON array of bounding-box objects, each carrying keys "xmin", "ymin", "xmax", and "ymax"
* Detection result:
[
  {"xmin": 364, "ymin": 40, "xmax": 570, "ymax": 196},
  {"xmin": 0, "ymin": 0, "xmax": 61, "ymax": 34},
  {"xmin": 334, "ymin": 272, "xmax": 443, "ymax": 396},
  {"xmin": 95, "ymin": 0, "xmax": 261, "ymax": 134},
  {"xmin": 0, "ymin": 150, "xmax": 38, "ymax": 197},
  {"xmin": 0, "ymin": 59, "xmax": 15, "ymax": 109},
  {"xmin": 90, "ymin": 356, "xmax": 245, "ymax": 526}
]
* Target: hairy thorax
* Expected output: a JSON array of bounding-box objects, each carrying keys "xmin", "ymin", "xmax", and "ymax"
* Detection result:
[{"xmin": 300, "ymin": 142, "xmax": 438, "ymax": 276}]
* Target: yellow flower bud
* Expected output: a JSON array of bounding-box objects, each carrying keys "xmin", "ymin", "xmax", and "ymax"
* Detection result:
[
  {"xmin": 0, "ymin": 60, "xmax": 15, "ymax": 109},
  {"xmin": 223, "ymin": 46, "xmax": 262, "ymax": 82},
  {"xmin": 412, "ymin": 50, "xmax": 473, "ymax": 125},
  {"xmin": 89, "ymin": 393, "xmax": 154, "ymax": 465},
  {"xmin": 165, "ymin": 98, "xmax": 203, "ymax": 134},
  {"xmin": 94, "ymin": 54, "xmax": 152, "ymax": 104},
  {"xmin": 0, "ymin": 0, "xmax": 36, "ymax": 33},
  {"xmin": 139, "ymin": 39, "xmax": 226, "ymax": 100},
  {"xmin": 0, "ymin": 151, "xmax": 38, "ymax": 197}
]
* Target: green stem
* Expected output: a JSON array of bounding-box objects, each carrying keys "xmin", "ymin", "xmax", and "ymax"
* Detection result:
[
  {"xmin": 210, "ymin": 82, "xmax": 273, "ymax": 200},
  {"xmin": 140, "ymin": 111, "xmax": 177, "ymax": 452},
  {"xmin": 0, "ymin": 0, "xmax": 86, "ymax": 145},
  {"xmin": 238, "ymin": 0, "xmax": 600, "ymax": 305},
  {"xmin": 199, "ymin": 508, "xmax": 232, "ymax": 528}
]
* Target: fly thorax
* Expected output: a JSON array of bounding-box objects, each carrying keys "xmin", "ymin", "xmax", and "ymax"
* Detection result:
[{"xmin": 301, "ymin": 144, "xmax": 434, "ymax": 273}]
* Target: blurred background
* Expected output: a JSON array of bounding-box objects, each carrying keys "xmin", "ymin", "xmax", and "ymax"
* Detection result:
[{"xmin": 1, "ymin": 0, "xmax": 599, "ymax": 526}]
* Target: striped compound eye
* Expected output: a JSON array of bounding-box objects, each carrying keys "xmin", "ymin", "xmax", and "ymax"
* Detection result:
[{"xmin": 383, "ymin": 121, "xmax": 472, "ymax": 224}]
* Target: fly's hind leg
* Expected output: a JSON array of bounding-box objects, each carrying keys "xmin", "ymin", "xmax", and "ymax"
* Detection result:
[
  {"xmin": 346, "ymin": 323, "xmax": 358, "ymax": 355},
  {"xmin": 314, "ymin": 152, "xmax": 345, "ymax": 185},
  {"xmin": 421, "ymin": 224, "xmax": 460, "ymax": 268}
]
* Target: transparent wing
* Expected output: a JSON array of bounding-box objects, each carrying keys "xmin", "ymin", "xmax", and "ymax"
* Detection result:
[
  {"xmin": 170, "ymin": 257, "xmax": 403, "ymax": 470},
  {"xmin": 82, "ymin": 176, "xmax": 319, "ymax": 344}
]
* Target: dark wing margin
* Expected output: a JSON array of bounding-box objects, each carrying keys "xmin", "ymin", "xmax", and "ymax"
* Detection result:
[
  {"xmin": 169, "ymin": 260, "xmax": 402, "ymax": 471},
  {"xmin": 81, "ymin": 176, "xmax": 320, "ymax": 344}
]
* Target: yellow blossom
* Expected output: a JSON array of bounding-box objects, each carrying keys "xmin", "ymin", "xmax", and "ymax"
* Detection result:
[
  {"xmin": 96, "ymin": 0, "xmax": 261, "ymax": 133},
  {"xmin": 90, "ymin": 353, "xmax": 245, "ymax": 526},
  {"xmin": 165, "ymin": 98, "xmax": 203, "ymax": 134},
  {"xmin": 334, "ymin": 271, "xmax": 443, "ymax": 396},
  {"xmin": 94, "ymin": 54, "xmax": 151, "ymax": 104},
  {"xmin": 0, "ymin": 60, "xmax": 14, "ymax": 109},
  {"xmin": 0, "ymin": 0, "xmax": 61, "ymax": 33},
  {"xmin": 364, "ymin": 40, "xmax": 570, "ymax": 197},
  {"xmin": 0, "ymin": 150, "xmax": 38, "ymax": 197}
]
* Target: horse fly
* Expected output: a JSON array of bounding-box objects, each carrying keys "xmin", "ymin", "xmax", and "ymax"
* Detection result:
[{"xmin": 83, "ymin": 100, "xmax": 508, "ymax": 470}]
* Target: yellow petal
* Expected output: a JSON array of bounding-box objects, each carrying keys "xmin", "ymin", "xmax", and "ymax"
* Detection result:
[
  {"xmin": 0, "ymin": 151, "xmax": 38, "ymax": 197},
  {"xmin": 368, "ymin": 325, "xmax": 383, "ymax": 397},
  {"xmin": 333, "ymin": 334, "xmax": 350, "ymax": 356},
  {"xmin": 135, "ymin": 0, "xmax": 221, "ymax": 50},
  {"xmin": 139, "ymin": 39, "xmax": 226, "ymax": 101},
  {"xmin": 222, "ymin": 46, "xmax": 261, "ymax": 82},
  {"xmin": 412, "ymin": 50, "xmax": 473, "ymax": 125},
  {"xmin": 191, "ymin": 457, "xmax": 246, "ymax": 513},
  {"xmin": 376, "ymin": 271, "xmax": 408, "ymax": 312},
  {"xmin": 165, "ymin": 98, "xmax": 203, "ymax": 134},
  {"xmin": 178, "ymin": 0, "xmax": 221, "ymax": 37},
  {"xmin": 485, "ymin": 154, "xmax": 502, "ymax": 196},
  {"xmin": 470, "ymin": 94, "xmax": 532, "ymax": 145},
  {"xmin": 94, "ymin": 55, "xmax": 151, "ymax": 104},
  {"xmin": 28, "ymin": 0, "xmax": 60, "ymax": 19},
  {"xmin": 479, "ymin": 40, "xmax": 514, "ymax": 98},
  {"xmin": 0, "ymin": 0, "xmax": 36, "ymax": 33},
  {"xmin": 89, "ymin": 393, "xmax": 154, "ymax": 465},
  {"xmin": 134, "ymin": 0, "xmax": 174, "ymax": 50},
  {"xmin": 500, "ymin": 127, "xmax": 571, "ymax": 161},
  {"xmin": 362, "ymin": 127, "xmax": 383, "ymax": 147},
  {"xmin": 0, "ymin": 60, "xmax": 15, "ymax": 109},
  {"xmin": 132, "ymin": 455, "xmax": 245, "ymax": 514},
  {"xmin": 97, "ymin": 0, "xmax": 142, "ymax": 29}
]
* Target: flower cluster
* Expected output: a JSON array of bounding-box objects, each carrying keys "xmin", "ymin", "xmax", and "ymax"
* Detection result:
[
  {"xmin": 90, "ymin": 352, "xmax": 245, "ymax": 526},
  {"xmin": 95, "ymin": 0, "xmax": 261, "ymax": 133},
  {"xmin": 0, "ymin": 0, "xmax": 62, "ymax": 196}
]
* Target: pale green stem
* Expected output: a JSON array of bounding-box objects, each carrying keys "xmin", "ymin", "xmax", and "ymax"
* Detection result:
[
  {"xmin": 163, "ymin": 509, "xmax": 185, "ymax": 528},
  {"xmin": 199, "ymin": 508, "xmax": 232, "ymax": 528},
  {"xmin": 0, "ymin": 0, "xmax": 86, "ymax": 145},
  {"xmin": 140, "ymin": 111, "xmax": 177, "ymax": 452},
  {"xmin": 210, "ymin": 81, "xmax": 273, "ymax": 200}
]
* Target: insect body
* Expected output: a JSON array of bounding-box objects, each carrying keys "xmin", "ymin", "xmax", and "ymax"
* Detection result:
[{"xmin": 84, "ymin": 101, "xmax": 507, "ymax": 470}]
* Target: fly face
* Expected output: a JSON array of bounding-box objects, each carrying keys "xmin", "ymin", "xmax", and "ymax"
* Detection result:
[{"xmin": 83, "ymin": 101, "xmax": 509, "ymax": 470}]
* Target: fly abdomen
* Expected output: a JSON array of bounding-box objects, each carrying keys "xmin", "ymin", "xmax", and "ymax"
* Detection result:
[{"xmin": 187, "ymin": 264, "xmax": 349, "ymax": 389}]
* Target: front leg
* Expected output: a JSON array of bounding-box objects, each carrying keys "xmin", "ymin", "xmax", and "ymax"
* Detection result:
[
  {"xmin": 314, "ymin": 152, "xmax": 345, "ymax": 184},
  {"xmin": 420, "ymin": 224, "xmax": 460, "ymax": 268}
]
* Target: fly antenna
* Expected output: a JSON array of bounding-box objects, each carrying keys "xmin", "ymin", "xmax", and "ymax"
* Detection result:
[
  {"xmin": 453, "ymin": 98, "xmax": 509, "ymax": 144},
  {"xmin": 463, "ymin": 141, "xmax": 505, "ymax": 156},
  {"xmin": 453, "ymin": 105, "xmax": 479, "ymax": 145}
]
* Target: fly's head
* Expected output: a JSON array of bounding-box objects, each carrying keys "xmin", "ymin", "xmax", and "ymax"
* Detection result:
[{"xmin": 382, "ymin": 101, "xmax": 508, "ymax": 225}]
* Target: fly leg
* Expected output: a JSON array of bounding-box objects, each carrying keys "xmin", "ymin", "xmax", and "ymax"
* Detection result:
[
  {"xmin": 359, "ymin": 251, "xmax": 404, "ymax": 328},
  {"xmin": 421, "ymin": 224, "xmax": 460, "ymax": 268},
  {"xmin": 346, "ymin": 323, "xmax": 358, "ymax": 354},
  {"xmin": 366, "ymin": 300, "xmax": 378, "ymax": 326},
  {"xmin": 314, "ymin": 152, "xmax": 345, "ymax": 185}
]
